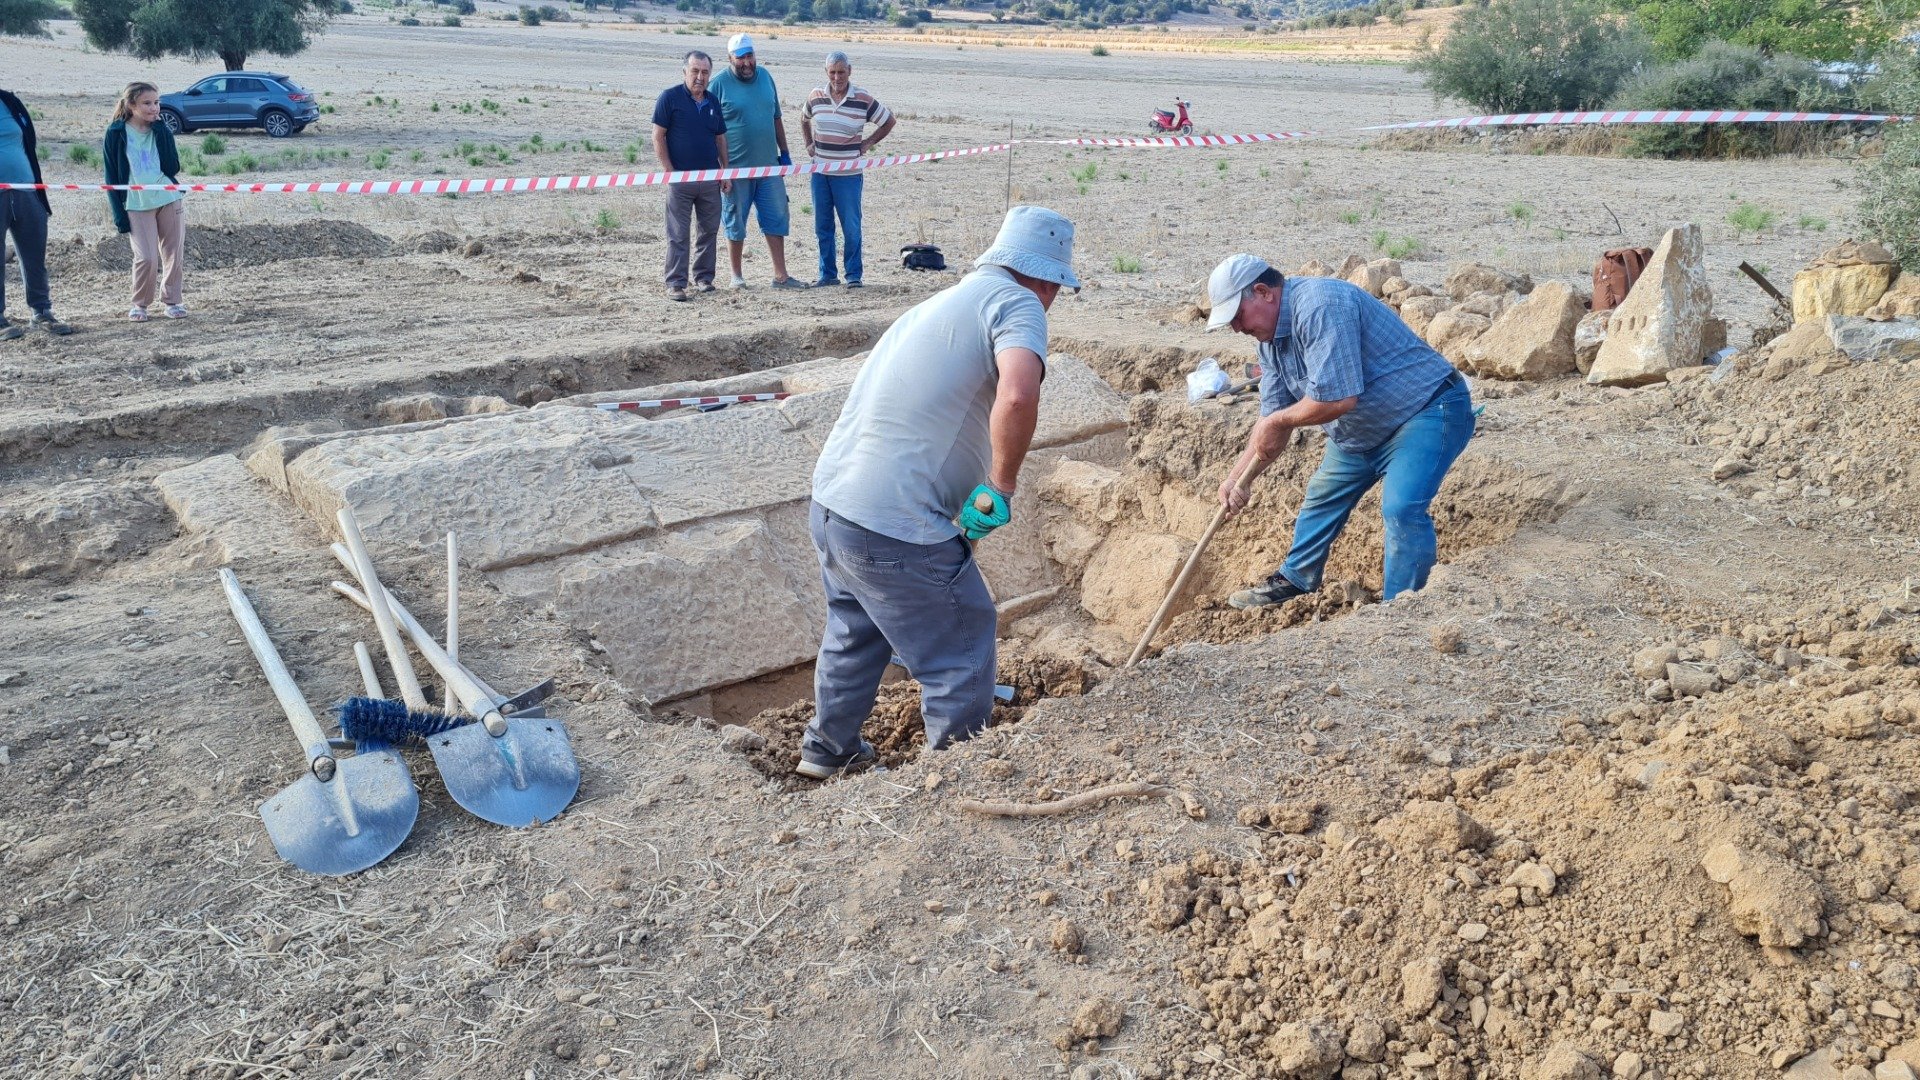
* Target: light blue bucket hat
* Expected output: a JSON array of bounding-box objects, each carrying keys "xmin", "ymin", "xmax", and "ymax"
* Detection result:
[{"xmin": 974, "ymin": 205, "xmax": 1081, "ymax": 290}]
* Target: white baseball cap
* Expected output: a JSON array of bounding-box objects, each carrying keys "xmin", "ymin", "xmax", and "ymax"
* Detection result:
[
  {"xmin": 728, "ymin": 32, "xmax": 754, "ymax": 57},
  {"xmin": 1205, "ymin": 252, "xmax": 1272, "ymax": 332}
]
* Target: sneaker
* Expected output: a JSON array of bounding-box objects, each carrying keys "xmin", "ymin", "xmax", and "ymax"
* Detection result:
[
  {"xmin": 769, "ymin": 276, "xmax": 809, "ymax": 291},
  {"xmin": 813, "ymin": 277, "xmax": 841, "ymax": 288},
  {"xmin": 846, "ymin": 280, "xmax": 864, "ymax": 289},
  {"xmin": 696, "ymin": 281, "xmax": 716, "ymax": 293},
  {"xmin": 0, "ymin": 320, "xmax": 23, "ymax": 342},
  {"xmin": 163, "ymin": 305, "xmax": 188, "ymax": 320},
  {"xmin": 730, "ymin": 274, "xmax": 749, "ymax": 289},
  {"xmin": 1227, "ymin": 573, "xmax": 1310, "ymax": 610},
  {"xmin": 668, "ymin": 286, "xmax": 688, "ymax": 302},
  {"xmin": 128, "ymin": 307, "xmax": 149, "ymax": 323},
  {"xmin": 795, "ymin": 741, "xmax": 877, "ymax": 780},
  {"xmin": 31, "ymin": 311, "xmax": 73, "ymax": 335}
]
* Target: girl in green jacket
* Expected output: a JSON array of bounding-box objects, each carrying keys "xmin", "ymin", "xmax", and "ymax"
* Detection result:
[{"xmin": 104, "ymin": 82, "xmax": 187, "ymax": 321}]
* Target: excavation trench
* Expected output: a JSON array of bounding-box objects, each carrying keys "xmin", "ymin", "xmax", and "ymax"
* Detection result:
[{"xmin": 146, "ymin": 337, "xmax": 1576, "ymax": 782}]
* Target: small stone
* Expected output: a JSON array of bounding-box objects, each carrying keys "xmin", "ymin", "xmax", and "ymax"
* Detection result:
[
  {"xmin": 1664, "ymin": 663, "xmax": 1719, "ymax": 698},
  {"xmin": 1648, "ymin": 1009, "xmax": 1685, "ymax": 1037},
  {"xmin": 1070, "ymin": 996, "xmax": 1125, "ymax": 1040},
  {"xmin": 1875, "ymin": 1062, "xmax": 1919, "ymax": 1080},
  {"xmin": 1505, "ymin": 861, "xmax": 1558, "ymax": 896},
  {"xmin": 923, "ymin": 900, "xmax": 945, "ymax": 914},
  {"xmin": 1345, "ymin": 1018, "xmax": 1387, "ymax": 1063},
  {"xmin": 1613, "ymin": 1050, "xmax": 1646, "ymax": 1079},
  {"xmin": 1266, "ymin": 1018, "xmax": 1345, "ymax": 1078},
  {"xmin": 540, "ymin": 890, "xmax": 573, "ymax": 914},
  {"xmin": 1325, "ymin": 682, "xmax": 1344, "ymax": 698},
  {"xmin": 1401, "ymin": 956, "xmax": 1446, "ymax": 1014},
  {"xmin": 1404, "ymin": 1051, "xmax": 1438, "ymax": 1068},
  {"xmin": 923, "ymin": 772, "xmax": 943, "ymax": 792},
  {"xmin": 1049, "ymin": 919, "xmax": 1084, "ymax": 955},
  {"xmin": 1523, "ymin": 1042, "xmax": 1602, "ymax": 1080},
  {"xmin": 717, "ymin": 724, "xmax": 767, "ymax": 752},
  {"xmin": 0, "ymin": 671, "xmax": 23, "ymax": 687},
  {"xmin": 1871, "ymin": 1000, "xmax": 1903, "ymax": 1020},
  {"xmin": 1457, "ymin": 922, "xmax": 1490, "ymax": 942},
  {"xmin": 1630, "ymin": 646, "xmax": 1679, "ymax": 680},
  {"xmin": 1712, "ymin": 457, "xmax": 1749, "ymax": 481},
  {"xmin": 1429, "ymin": 625, "xmax": 1463, "ymax": 654},
  {"xmin": 772, "ymin": 829, "xmax": 798, "ymax": 845}
]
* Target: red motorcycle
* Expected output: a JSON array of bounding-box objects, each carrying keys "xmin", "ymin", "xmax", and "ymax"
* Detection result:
[{"xmin": 1150, "ymin": 98, "xmax": 1193, "ymax": 136}]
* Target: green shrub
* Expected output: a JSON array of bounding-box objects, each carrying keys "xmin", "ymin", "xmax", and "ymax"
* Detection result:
[
  {"xmin": 518, "ymin": 5, "xmax": 539, "ymax": 23},
  {"xmin": 442, "ymin": 14, "xmax": 461, "ymax": 25},
  {"xmin": 198, "ymin": 133, "xmax": 226, "ymax": 155},
  {"xmin": 67, "ymin": 144, "xmax": 97, "ymax": 165},
  {"xmin": 593, "ymin": 208, "xmax": 620, "ymax": 232},
  {"xmin": 1111, "ymin": 254, "xmax": 1142, "ymax": 272},
  {"xmin": 398, "ymin": 15, "xmax": 420, "ymax": 24},
  {"xmin": 1090, "ymin": 43, "xmax": 1108, "ymax": 55},
  {"xmin": 1856, "ymin": 47, "xmax": 1920, "ymax": 271},
  {"xmin": 1610, "ymin": 41, "xmax": 1852, "ymax": 159},
  {"xmin": 1727, "ymin": 201, "xmax": 1776, "ymax": 234},
  {"xmin": 1409, "ymin": 0, "xmax": 1648, "ymax": 113}
]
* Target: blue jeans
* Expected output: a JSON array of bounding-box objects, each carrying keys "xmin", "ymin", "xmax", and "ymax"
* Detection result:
[
  {"xmin": 803, "ymin": 501, "xmax": 997, "ymax": 768},
  {"xmin": 1275, "ymin": 374, "xmax": 1475, "ymax": 601},
  {"xmin": 810, "ymin": 172, "xmax": 864, "ymax": 283}
]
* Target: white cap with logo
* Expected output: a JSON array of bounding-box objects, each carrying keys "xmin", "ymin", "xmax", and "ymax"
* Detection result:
[
  {"xmin": 1205, "ymin": 252, "xmax": 1272, "ymax": 332},
  {"xmin": 727, "ymin": 32, "xmax": 755, "ymax": 57}
]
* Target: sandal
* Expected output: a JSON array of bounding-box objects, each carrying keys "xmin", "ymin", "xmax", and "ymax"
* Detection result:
[
  {"xmin": 163, "ymin": 305, "xmax": 189, "ymax": 320},
  {"xmin": 128, "ymin": 307, "xmax": 149, "ymax": 323}
]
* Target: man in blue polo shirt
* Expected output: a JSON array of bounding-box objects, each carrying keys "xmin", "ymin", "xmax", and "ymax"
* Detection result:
[
  {"xmin": 651, "ymin": 51, "xmax": 730, "ymax": 301},
  {"xmin": 708, "ymin": 33, "xmax": 805, "ymax": 290},
  {"xmin": 1205, "ymin": 253, "xmax": 1474, "ymax": 605}
]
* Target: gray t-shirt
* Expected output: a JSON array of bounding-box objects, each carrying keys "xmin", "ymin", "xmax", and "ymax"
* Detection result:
[{"xmin": 812, "ymin": 265, "xmax": 1049, "ymax": 545}]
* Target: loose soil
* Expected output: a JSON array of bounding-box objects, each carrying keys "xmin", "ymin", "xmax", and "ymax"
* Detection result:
[{"xmin": 1, "ymin": 17, "xmax": 1914, "ymax": 1080}]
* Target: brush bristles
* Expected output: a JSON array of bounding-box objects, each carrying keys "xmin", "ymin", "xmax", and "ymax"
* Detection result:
[{"xmin": 339, "ymin": 697, "xmax": 470, "ymax": 746}]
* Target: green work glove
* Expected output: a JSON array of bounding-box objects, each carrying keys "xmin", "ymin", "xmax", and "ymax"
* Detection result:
[{"xmin": 959, "ymin": 484, "xmax": 1012, "ymax": 541}]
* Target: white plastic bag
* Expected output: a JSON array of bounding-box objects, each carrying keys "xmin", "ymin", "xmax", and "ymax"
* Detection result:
[{"xmin": 1186, "ymin": 357, "xmax": 1231, "ymax": 403}]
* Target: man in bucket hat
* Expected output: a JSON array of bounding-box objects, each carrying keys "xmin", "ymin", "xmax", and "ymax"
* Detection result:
[
  {"xmin": 1205, "ymin": 252, "xmax": 1474, "ymax": 607},
  {"xmin": 800, "ymin": 206, "xmax": 1079, "ymax": 779}
]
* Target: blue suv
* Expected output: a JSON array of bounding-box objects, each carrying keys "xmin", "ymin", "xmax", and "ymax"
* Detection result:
[{"xmin": 158, "ymin": 73, "xmax": 320, "ymax": 139}]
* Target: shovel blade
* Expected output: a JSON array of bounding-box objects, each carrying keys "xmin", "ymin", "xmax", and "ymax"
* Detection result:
[
  {"xmin": 259, "ymin": 750, "xmax": 417, "ymax": 876},
  {"xmin": 429, "ymin": 718, "xmax": 579, "ymax": 827}
]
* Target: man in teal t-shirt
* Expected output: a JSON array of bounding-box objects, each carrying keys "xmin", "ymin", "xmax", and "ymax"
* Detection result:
[{"xmin": 707, "ymin": 33, "xmax": 805, "ymax": 290}]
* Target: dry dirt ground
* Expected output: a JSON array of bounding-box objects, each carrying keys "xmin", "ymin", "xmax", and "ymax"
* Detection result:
[{"xmin": 2, "ymin": 17, "xmax": 1916, "ymax": 1080}]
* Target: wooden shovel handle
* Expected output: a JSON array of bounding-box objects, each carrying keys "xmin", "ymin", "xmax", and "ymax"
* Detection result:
[
  {"xmin": 1127, "ymin": 504, "xmax": 1230, "ymax": 668},
  {"xmin": 218, "ymin": 568, "xmax": 333, "ymax": 776},
  {"xmin": 336, "ymin": 507, "xmax": 431, "ymax": 712},
  {"xmin": 328, "ymin": 565, "xmax": 508, "ymax": 736},
  {"xmin": 444, "ymin": 532, "xmax": 459, "ymax": 714}
]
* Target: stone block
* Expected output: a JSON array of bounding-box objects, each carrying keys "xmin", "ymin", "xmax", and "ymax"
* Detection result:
[
  {"xmin": 495, "ymin": 515, "xmax": 823, "ymax": 704},
  {"xmin": 1589, "ymin": 224, "xmax": 1714, "ymax": 387},
  {"xmin": 1446, "ymin": 263, "xmax": 1532, "ymax": 302},
  {"xmin": 1794, "ymin": 263, "xmax": 1896, "ymax": 322},
  {"xmin": 285, "ymin": 407, "xmax": 663, "ymax": 570},
  {"xmin": 1867, "ymin": 272, "xmax": 1920, "ymax": 319},
  {"xmin": 1460, "ymin": 280, "xmax": 1585, "ymax": 380},
  {"xmin": 1398, "ymin": 295, "xmax": 1451, "ymax": 337},
  {"xmin": 1574, "ymin": 310, "xmax": 1611, "ymax": 375},
  {"xmin": 616, "ymin": 405, "xmax": 821, "ymax": 529},
  {"xmin": 156, "ymin": 453, "xmax": 313, "ymax": 565},
  {"xmin": 1825, "ymin": 316, "xmax": 1920, "ymax": 363},
  {"xmin": 1425, "ymin": 309, "xmax": 1492, "ymax": 366}
]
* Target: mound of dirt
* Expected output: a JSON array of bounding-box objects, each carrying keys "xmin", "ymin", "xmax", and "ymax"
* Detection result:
[
  {"xmin": 734, "ymin": 646, "xmax": 1099, "ymax": 782},
  {"xmin": 1672, "ymin": 332, "xmax": 1920, "ymax": 536},
  {"xmin": 1135, "ymin": 609, "xmax": 1920, "ymax": 1079},
  {"xmin": 0, "ymin": 474, "xmax": 170, "ymax": 582},
  {"xmin": 89, "ymin": 221, "xmax": 393, "ymax": 272}
]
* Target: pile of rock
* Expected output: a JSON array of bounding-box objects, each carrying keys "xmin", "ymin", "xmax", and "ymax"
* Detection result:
[
  {"xmin": 1292, "ymin": 227, "xmax": 1726, "ymax": 387},
  {"xmin": 1794, "ymin": 240, "xmax": 1920, "ymax": 322}
]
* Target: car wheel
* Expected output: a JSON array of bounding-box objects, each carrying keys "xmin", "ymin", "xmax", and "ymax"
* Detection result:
[
  {"xmin": 159, "ymin": 108, "xmax": 186, "ymax": 135},
  {"xmin": 262, "ymin": 109, "xmax": 295, "ymax": 138}
]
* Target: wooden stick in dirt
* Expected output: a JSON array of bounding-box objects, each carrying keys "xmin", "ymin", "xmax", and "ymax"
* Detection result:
[
  {"xmin": 959, "ymin": 781, "xmax": 1170, "ymax": 818},
  {"xmin": 443, "ymin": 532, "xmax": 458, "ymax": 715},
  {"xmin": 1127, "ymin": 454, "xmax": 1269, "ymax": 667}
]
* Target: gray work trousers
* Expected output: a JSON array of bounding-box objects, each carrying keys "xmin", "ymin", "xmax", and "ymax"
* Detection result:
[
  {"xmin": 803, "ymin": 501, "xmax": 998, "ymax": 769},
  {"xmin": 0, "ymin": 190, "xmax": 52, "ymax": 319},
  {"xmin": 662, "ymin": 180, "xmax": 720, "ymax": 289}
]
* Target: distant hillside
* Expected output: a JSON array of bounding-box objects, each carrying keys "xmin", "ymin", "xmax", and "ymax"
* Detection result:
[{"xmin": 717, "ymin": 0, "xmax": 1448, "ymax": 29}]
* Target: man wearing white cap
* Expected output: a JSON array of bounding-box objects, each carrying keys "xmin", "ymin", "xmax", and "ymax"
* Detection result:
[
  {"xmin": 1205, "ymin": 253, "xmax": 1474, "ymax": 607},
  {"xmin": 799, "ymin": 206, "xmax": 1078, "ymax": 779},
  {"xmin": 709, "ymin": 32, "xmax": 805, "ymax": 289}
]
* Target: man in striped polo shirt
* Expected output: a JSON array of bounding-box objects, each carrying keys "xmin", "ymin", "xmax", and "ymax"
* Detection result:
[{"xmin": 800, "ymin": 51, "xmax": 896, "ymax": 289}]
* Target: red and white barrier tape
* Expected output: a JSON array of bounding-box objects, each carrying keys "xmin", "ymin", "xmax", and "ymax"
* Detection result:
[
  {"xmin": 594, "ymin": 393, "xmax": 792, "ymax": 411},
  {"xmin": 0, "ymin": 111, "xmax": 1900, "ymax": 196}
]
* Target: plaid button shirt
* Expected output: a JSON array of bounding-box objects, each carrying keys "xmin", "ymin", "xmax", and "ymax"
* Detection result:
[{"xmin": 1258, "ymin": 276, "xmax": 1457, "ymax": 454}]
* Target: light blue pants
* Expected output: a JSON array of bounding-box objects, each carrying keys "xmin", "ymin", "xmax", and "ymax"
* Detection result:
[
  {"xmin": 1275, "ymin": 373, "xmax": 1475, "ymax": 601},
  {"xmin": 803, "ymin": 501, "xmax": 997, "ymax": 769},
  {"xmin": 810, "ymin": 172, "xmax": 863, "ymax": 284}
]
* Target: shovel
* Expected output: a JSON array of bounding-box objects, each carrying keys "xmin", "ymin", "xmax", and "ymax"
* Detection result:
[
  {"xmin": 218, "ymin": 568, "xmax": 416, "ymax": 875},
  {"xmin": 335, "ymin": 511, "xmax": 579, "ymax": 827}
]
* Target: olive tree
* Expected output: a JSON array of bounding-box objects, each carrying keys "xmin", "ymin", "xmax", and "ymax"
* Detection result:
[
  {"xmin": 73, "ymin": 0, "xmax": 334, "ymax": 72},
  {"xmin": 1410, "ymin": 0, "xmax": 1650, "ymax": 114},
  {"xmin": 0, "ymin": 0, "xmax": 64, "ymax": 36}
]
